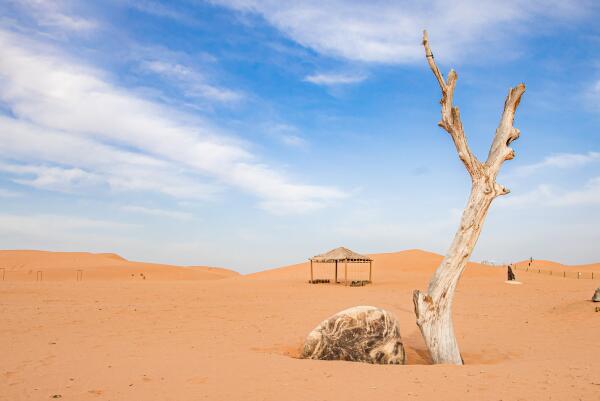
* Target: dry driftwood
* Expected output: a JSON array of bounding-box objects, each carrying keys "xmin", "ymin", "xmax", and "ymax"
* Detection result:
[
  {"xmin": 301, "ymin": 306, "xmax": 406, "ymax": 364},
  {"xmin": 413, "ymin": 31, "xmax": 525, "ymax": 365}
]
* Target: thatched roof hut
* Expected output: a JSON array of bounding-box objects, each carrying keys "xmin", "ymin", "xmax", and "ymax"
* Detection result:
[
  {"xmin": 309, "ymin": 247, "xmax": 373, "ymax": 285},
  {"xmin": 310, "ymin": 246, "xmax": 372, "ymax": 263}
]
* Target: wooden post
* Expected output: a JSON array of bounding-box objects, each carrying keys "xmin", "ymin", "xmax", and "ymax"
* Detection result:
[
  {"xmin": 369, "ymin": 261, "xmax": 372, "ymax": 283},
  {"xmin": 310, "ymin": 260, "xmax": 313, "ymax": 283},
  {"xmin": 344, "ymin": 260, "xmax": 348, "ymax": 286},
  {"xmin": 593, "ymin": 272, "xmax": 594, "ymax": 280},
  {"xmin": 1, "ymin": 268, "xmax": 4, "ymax": 281},
  {"xmin": 76, "ymin": 269, "xmax": 83, "ymax": 281},
  {"xmin": 563, "ymin": 271, "xmax": 566, "ymax": 278},
  {"xmin": 335, "ymin": 261, "xmax": 338, "ymax": 284},
  {"xmin": 578, "ymin": 272, "xmax": 581, "ymax": 279}
]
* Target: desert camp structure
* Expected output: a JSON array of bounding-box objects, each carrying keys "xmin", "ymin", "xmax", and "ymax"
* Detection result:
[{"xmin": 309, "ymin": 247, "xmax": 373, "ymax": 286}]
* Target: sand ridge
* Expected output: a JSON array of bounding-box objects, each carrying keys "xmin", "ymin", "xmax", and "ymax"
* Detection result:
[{"xmin": 0, "ymin": 250, "xmax": 239, "ymax": 281}]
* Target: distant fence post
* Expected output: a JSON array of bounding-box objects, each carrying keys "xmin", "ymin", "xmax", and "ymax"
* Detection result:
[
  {"xmin": 577, "ymin": 272, "xmax": 581, "ymax": 279},
  {"xmin": 76, "ymin": 270, "xmax": 83, "ymax": 282},
  {"xmin": 593, "ymin": 272, "xmax": 595, "ymax": 280},
  {"xmin": 563, "ymin": 271, "xmax": 566, "ymax": 278},
  {"xmin": 1, "ymin": 268, "xmax": 4, "ymax": 281}
]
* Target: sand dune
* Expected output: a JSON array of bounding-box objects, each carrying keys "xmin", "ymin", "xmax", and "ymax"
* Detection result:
[
  {"xmin": 516, "ymin": 258, "xmax": 600, "ymax": 272},
  {"xmin": 1, "ymin": 249, "xmax": 599, "ymax": 400},
  {"xmin": 0, "ymin": 250, "xmax": 238, "ymax": 281}
]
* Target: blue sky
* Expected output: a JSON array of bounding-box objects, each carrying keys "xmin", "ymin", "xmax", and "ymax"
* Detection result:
[{"xmin": 1, "ymin": 0, "xmax": 599, "ymax": 272}]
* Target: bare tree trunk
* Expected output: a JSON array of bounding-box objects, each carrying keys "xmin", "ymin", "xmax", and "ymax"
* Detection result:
[{"xmin": 413, "ymin": 31, "xmax": 525, "ymax": 365}]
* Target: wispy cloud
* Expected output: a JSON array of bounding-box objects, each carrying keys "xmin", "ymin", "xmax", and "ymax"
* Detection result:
[
  {"xmin": 16, "ymin": 0, "xmax": 97, "ymax": 32},
  {"xmin": 212, "ymin": 0, "xmax": 590, "ymax": 64},
  {"xmin": 141, "ymin": 60, "xmax": 244, "ymax": 103},
  {"xmin": 304, "ymin": 72, "xmax": 367, "ymax": 86},
  {"xmin": 0, "ymin": 118, "xmax": 220, "ymax": 199},
  {"xmin": 127, "ymin": 0, "xmax": 199, "ymax": 26},
  {"xmin": 0, "ymin": 162, "xmax": 102, "ymax": 193},
  {"xmin": 263, "ymin": 123, "xmax": 307, "ymax": 148},
  {"xmin": 498, "ymin": 177, "xmax": 600, "ymax": 208},
  {"xmin": 120, "ymin": 205, "xmax": 193, "ymax": 221},
  {"xmin": 515, "ymin": 152, "xmax": 600, "ymax": 175},
  {"xmin": 0, "ymin": 28, "xmax": 345, "ymax": 214}
]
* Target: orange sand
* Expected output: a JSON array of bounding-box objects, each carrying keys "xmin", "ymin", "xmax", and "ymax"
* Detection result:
[
  {"xmin": 0, "ymin": 250, "xmax": 238, "ymax": 281},
  {"xmin": 1, "ymin": 249, "xmax": 599, "ymax": 400}
]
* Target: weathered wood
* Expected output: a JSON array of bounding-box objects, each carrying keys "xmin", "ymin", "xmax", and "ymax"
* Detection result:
[
  {"xmin": 413, "ymin": 31, "xmax": 525, "ymax": 365},
  {"xmin": 301, "ymin": 306, "xmax": 406, "ymax": 364},
  {"xmin": 344, "ymin": 260, "xmax": 348, "ymax": 286},
  {"xmin": 335, "ymin": 261, "xmax": 338, "ymax": 283}
]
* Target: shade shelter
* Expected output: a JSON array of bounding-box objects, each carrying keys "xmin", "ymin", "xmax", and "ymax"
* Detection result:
[{"xmin": 309, "ymin": 247, "xmax": 373, "ymax": 286}]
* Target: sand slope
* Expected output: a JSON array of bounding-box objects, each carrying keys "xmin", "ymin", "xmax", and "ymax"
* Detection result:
[
  {"xmin": 1, "ymin": 249, "xmax": 599, "ymax": 401},
  {"xmin": 0, "ymin": 250, "xmax": 239, "ymax": 281}
]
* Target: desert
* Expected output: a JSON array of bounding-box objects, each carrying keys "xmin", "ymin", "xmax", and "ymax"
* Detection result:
[
  {"xmin": 1, "ymin": 249, "xmax": 599, "ymax": 400},
  {"xmin": 2, "ymin": 1, "xmax": 600, "ymax": 400}
]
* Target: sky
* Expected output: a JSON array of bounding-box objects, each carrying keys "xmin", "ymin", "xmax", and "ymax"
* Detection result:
[{"xmin": 1, "ymin": 0, "xmax": 599, "ymax": 272}]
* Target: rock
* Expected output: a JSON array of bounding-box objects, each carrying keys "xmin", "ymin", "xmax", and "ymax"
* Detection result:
[
  {"xmin": 593, "ymin": 288, "xmax": 600, "ymax": 302},
  {"xmin": 300, "ymin": 306, "xmax": 405, "ymax": 364}
]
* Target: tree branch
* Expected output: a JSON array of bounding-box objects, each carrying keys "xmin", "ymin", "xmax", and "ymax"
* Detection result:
[
  {"xmin": 485, "ymin": 83, "xmax": 526, "ymax": 180},
  {"xmin": 422, "ymin": 30, "xmax": 481, "ymax": 178}
]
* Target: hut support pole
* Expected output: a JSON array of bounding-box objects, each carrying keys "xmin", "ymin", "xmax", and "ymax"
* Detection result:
[
  {"xmin": 344, "ymin": 261, "xmax": 348, "ymax": 286},
  {"xmin": 335, "ymin": 261, "xmax": 338, "ymax": 283}
]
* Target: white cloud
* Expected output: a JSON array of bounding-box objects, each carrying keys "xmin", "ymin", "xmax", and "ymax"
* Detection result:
[
  {"xmin": 0, "ymin": 162, "xmax": 102, "ymax": 193},
  {"xmin": 0, "ymin": 28, "xmax": 345, "ymax": 214},
  {"xmin": 304, "ymin": 72, "xmax": 367, "ymax": 86},
  {"xmin": 212, "ymin": 0, "xmax": 589, "ymax": 64},
  {"xmin": 127, "ymin": 0, "xmax": 199, "ymax": 25},
  {"xmin": 120, "ymin": 205, "xmax": 193, "ymax": 221},
  {"xmin": 16, "ymin": 0, "xmax": 97, "ymax": 32},
  {"xmin": 141, "ymin": 60, "xmax": 243, "ymax": 103},
  {"xmin": 264, "ymin": 123, "xmax": 307, "ymax": 148},
  {"xmin": 552, "ymin": 177, "xmax": 600, "ymax": 206},
  {"xmin": 498, "ymin": 177, "xmax": 600, "ymax": 208},
  {"xmin": 516, "ymin": 152, "xmax": 600, "ymax": 175},
  {"xmin": 497, "ymin": 184, "xmax": 555, "ymax": 208},
  {"xmin": 0, "ymin": 118, "xmax": 219, "ymax": 199}
]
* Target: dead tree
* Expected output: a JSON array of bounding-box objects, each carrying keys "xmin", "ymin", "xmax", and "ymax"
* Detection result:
[{"xmin": 413, "ymin": 31, "xmax": 525, "ymax": 365}]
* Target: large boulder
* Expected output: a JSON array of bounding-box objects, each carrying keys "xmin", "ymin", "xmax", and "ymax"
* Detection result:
[
  {"xmin": 301, "ymin": 306, "xmax": 406, "ymax": 364},
  {"xmin": 593, "ymin": 288, "xmax": 600, "ymax": 302}
]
